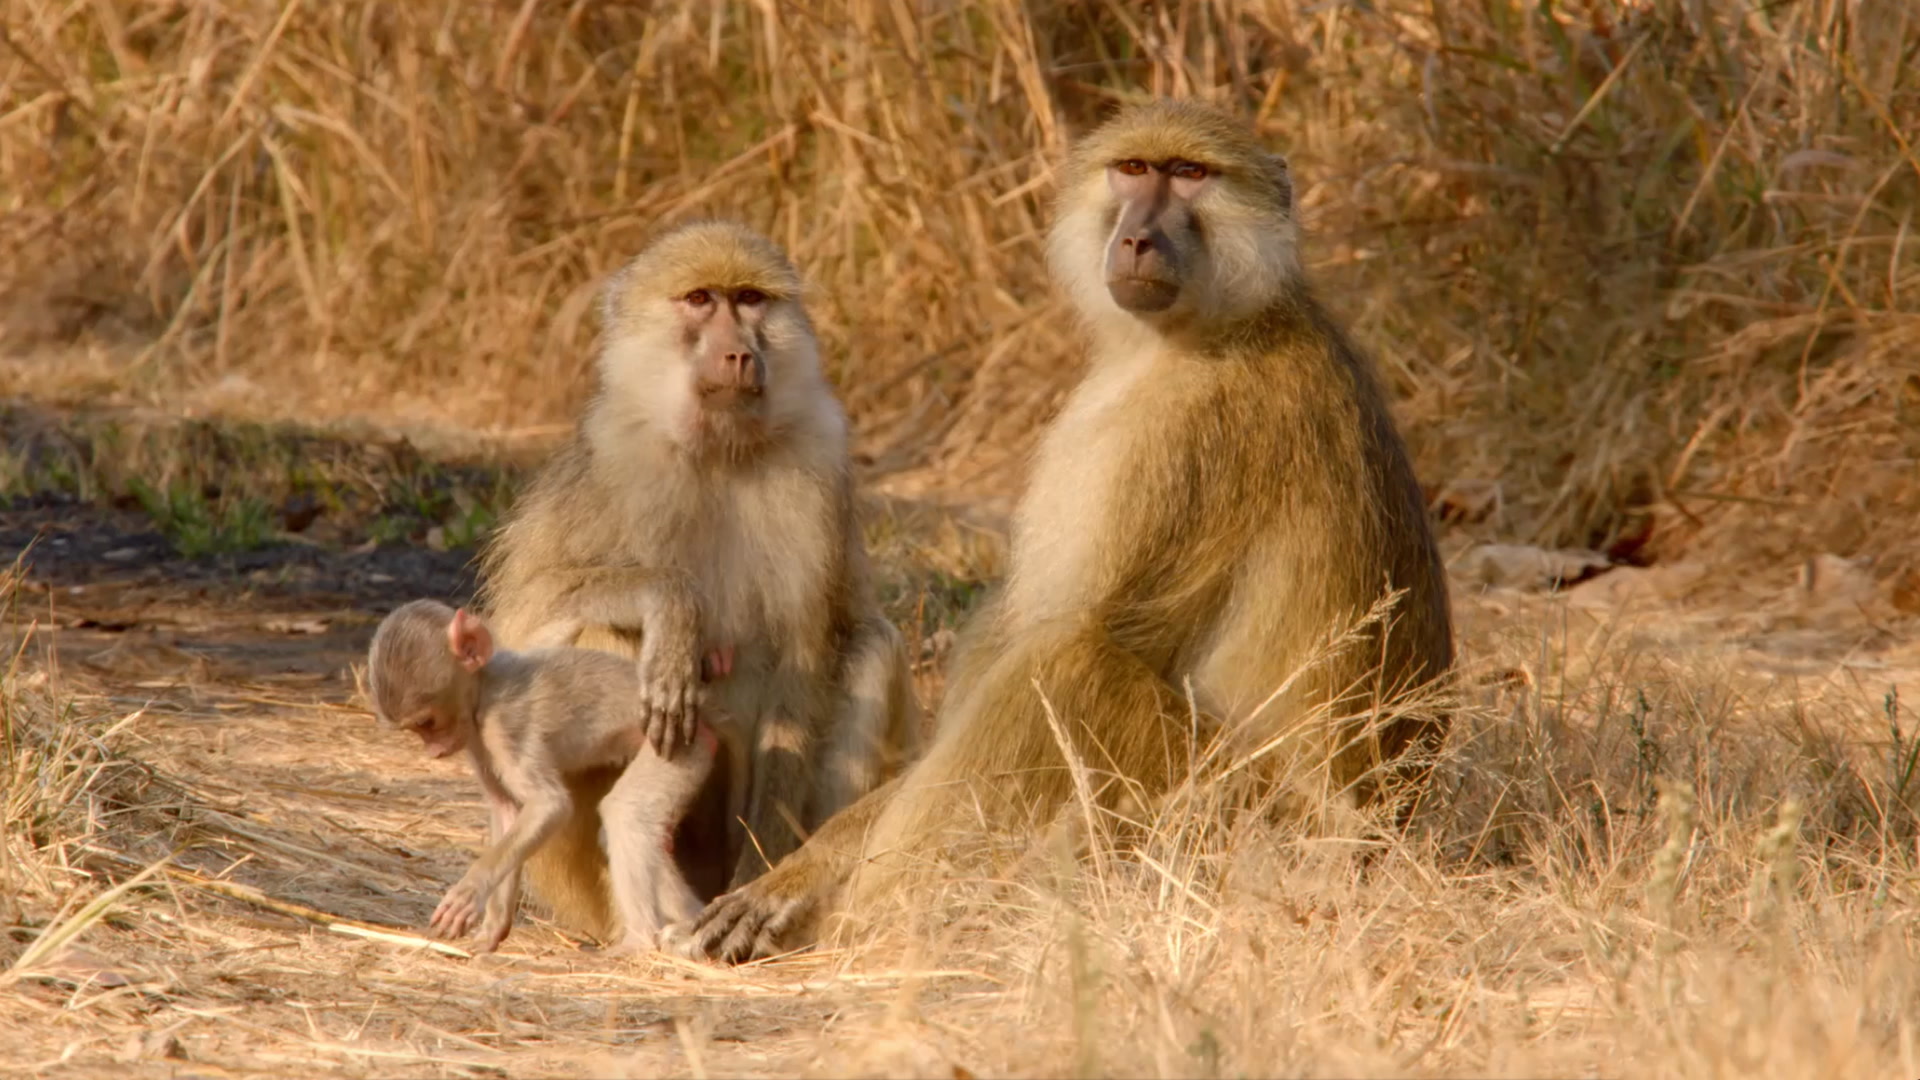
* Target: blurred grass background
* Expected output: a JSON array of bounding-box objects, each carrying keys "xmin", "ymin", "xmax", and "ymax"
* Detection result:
[{"xmin": 1, "ymin": 0, "xmax": 1915, "ymax": 578}]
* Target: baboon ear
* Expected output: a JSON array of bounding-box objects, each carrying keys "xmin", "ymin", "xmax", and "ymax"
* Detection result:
[
  {"xmin": 1264, "ymin": 153, "xmax": 1295, "ymax": 213},
  {"xmin": 447, "ymin": 607, "xmax": 494, "ymax": 673}
]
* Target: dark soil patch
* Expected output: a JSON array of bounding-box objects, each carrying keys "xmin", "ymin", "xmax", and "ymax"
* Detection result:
[{"xmin": 3, "ymin": 493, "xmax": 479, "ymax": 614}]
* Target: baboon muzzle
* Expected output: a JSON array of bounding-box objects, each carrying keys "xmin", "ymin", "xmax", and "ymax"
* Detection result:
[
  {"xmin": 1105, "ymin": 187, "xmax": 1183, "ymax": 313},
  {"xmin": 697, "ymin": 318, "xmax": 766, "ymax": 402}
]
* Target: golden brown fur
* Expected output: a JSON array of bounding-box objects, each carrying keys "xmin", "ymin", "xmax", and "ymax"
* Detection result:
[
  {"xmin": 365, "ymin": 599, "xmax": 717, "ymax": 955},
  {"xmin": 475, "ymin": 221, "xmax": 921, "ymax": 944},
  {"xmin": 684, "ymin": 100, "xmax": 1454, "ymax": 962}
]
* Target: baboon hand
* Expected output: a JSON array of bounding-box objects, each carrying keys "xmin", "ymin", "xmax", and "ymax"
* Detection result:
[
  {"xmin": 429, "ymin": 869, "xmax": 493, "ymax": 941},
  {"xmin": 601, "ymin": 929, "xmax": 658, "ymax": 959},
  {"xmin": 680, "ymin": 864, "xmax": 816, "ymax": 964},
  {"xmin": 638, "ymin": 634, "xmax": 703, "ymax": 755},
  {"xmin": 656, "ymin": 920, "xmax": 696, "ymax": 958},
  {"xmin": 474, "ymin": 913, "xmax": 512, "ymax": 954}
]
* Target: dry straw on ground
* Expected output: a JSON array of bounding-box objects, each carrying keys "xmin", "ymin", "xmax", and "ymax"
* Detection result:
[
  {"xmin": 1, "ymin": 545, "xmax": 1916, "ymax": 1077},
  {"xmin": 2, "ymin": 0, "xmax": 1918, "ymax": 1077}
]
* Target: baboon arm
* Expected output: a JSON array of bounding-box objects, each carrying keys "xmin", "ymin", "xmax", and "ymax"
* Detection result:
[
  {"xmin": 496, "ymin": 566, "xmax": 695, "ymax": 649},
  {"xmin": 520, "ymin": 618, "xmax": 585, "ymax": 650},
  {"xmin": 687, "ymin": 774, "xmax": 902, "ymax": 963},
  {"xmin": 471, "ymin": 791, "xmax": 570, "ymax": 885},
  {"xmin": 518, "ymin": 766, "xmax": 623, "ymax": 941},
  {"xmin": 539, "ymin": 564, "xmax": 706, "ymax": 753},
  {"xmin": 530, "ymin": 565, "xmax": 701, "ymax": 637},
  {"xmin": 464, "ymin": 753, "xmax": 526, "ymax": 948},
  {"xmin": 479, "ymin": 796, "xmax": 522, "ymax": 951},
  {"xmin": 429, "ymin": 784, "xmax": 572, "ymax": 942}
]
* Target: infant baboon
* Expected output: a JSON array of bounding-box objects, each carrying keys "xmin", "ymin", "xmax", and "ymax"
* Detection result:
[
  {"xmin": 366, "ymin": 599, "xmax": 717, "ymax": 955},
  {"xmin": 685, "ymin": 98, "xmax": 1456, "ymax": 962},
  {"xmin": 476, "ymin": 221, "xmax": 922, "ymax": 945}
]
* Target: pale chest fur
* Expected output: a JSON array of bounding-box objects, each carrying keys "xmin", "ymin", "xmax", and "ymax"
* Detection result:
[
  {"xmin": 1004, "ymin": 347, "xmax": 1164, "ymax": 628},
  {"xmin": 680, "ymin": 460, "xmax": 840, "ymax": 652}
]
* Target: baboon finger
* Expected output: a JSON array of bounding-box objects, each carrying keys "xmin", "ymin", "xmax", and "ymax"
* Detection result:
[
  {"xmin": 432, "ymin": 907, "xmax": 468, "ymax": 939},
  {"xmin": 717, "ymin": 905, "xmax": 771, "ymax": 964},
  {"xmin": 690, "ymin": 894, "xmax": 750, "ymax": 959},
  {"xmin": 763, "ymin": 896, "xmax": 802, "ymax": 941}
]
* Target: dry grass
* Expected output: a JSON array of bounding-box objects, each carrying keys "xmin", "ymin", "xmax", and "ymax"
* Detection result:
[
  {"xmin": 2, "ymin": 0, "xmax": 1916, "ymax": 569},
  {"xmin": 1, "ymin": 532, "xmax": 1917, "ymax": 1077},
  {"xmin": 3, "ymin": 0, "xmax": 1920, "ymax": 1076}
]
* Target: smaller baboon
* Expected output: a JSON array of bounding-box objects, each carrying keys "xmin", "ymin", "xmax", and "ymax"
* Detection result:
[{"xmin": 365, "ymin": 599, "xmax": 718, "ymax": 955}]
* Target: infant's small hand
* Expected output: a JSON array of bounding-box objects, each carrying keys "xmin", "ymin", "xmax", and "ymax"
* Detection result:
[{"xmin": 429, "ymin": 869, "xmax": 493, "ymax": 941}]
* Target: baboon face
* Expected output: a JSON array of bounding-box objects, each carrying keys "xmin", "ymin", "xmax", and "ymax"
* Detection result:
[
  {"xmin": 596, "ymin": 222, "xmax": 828, "ymax": 455},
  {"xmin": 393, "ymin": 691, "xmax": 473, "ymax": 759},
  {"xmin": 1048, "ymin": 100, "xmax": 1302, "ymax": 331},
  {"xmin": 367, "ymin": 600, "xmax": 482, "ymax": 760},
  {"xmin": 673, "ymin": 283, "xmax": 773, "ymax": 415},
  {"xmin": 369, "ymin": 648, "xmax": 474, "ymax": 759},
  {"xmin": 1102, "ymin": 156, "xmax": 1215, "ymax": 314}
]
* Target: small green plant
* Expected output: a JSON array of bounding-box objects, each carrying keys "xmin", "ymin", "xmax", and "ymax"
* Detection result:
[
  {"xmin": 926, "ymin": 570, "xmax": 989, "ymax": 627},
  {"xmin": 440, "ymin": 499, "xmax": 497, "ymax": 550},
  {"xmin": 126, "ymin": 476, "xmax": 273, "ymax": 557},
  {"xmin": 1629, "ymin": 688, "xmax": 1662, "ymax": 817},
  {"xmin": 366, "ymin": 514, "xmax": 416, "ymax": 546}
]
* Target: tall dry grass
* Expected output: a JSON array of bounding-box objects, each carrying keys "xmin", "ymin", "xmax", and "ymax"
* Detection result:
[{"xmin": 2, "ymin": 0, "xmax": 1915, "ymax": 578}]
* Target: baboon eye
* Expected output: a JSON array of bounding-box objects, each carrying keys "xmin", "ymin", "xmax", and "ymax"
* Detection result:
[
  {"xmin": 1115, "ymin": 159, "xmax": 1149, "ymax": 176},
  {"xmin": 1170, "ymin": 160, "xmax": 1209, "ymax": 181},
  {"xmin": 683, "ymin": 288, "xmax": 713, "ymax": 307},
  {"xmin": 734, "ymin": 288, "xmax": 767, "ymax": 307}
]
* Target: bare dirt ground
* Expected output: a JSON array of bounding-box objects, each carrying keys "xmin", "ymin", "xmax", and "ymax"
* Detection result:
[{"xmin": 3, "ymin": 479, "xmax": 1916, "ymax": 1078}]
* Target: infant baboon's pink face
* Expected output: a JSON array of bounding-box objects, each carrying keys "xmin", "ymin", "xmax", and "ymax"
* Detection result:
[{"xmin": 398, "ymin": 698, "xmax": 469, "ymax": 758}]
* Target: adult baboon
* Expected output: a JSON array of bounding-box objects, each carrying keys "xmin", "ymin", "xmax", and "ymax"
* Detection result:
[
  {"xmin": 476, "ymin": 221, "xmax": 921, "ymax": 945},
  {"xmin": 685, "ymin": 99, "xmax": 1455, "ymax": 962}
]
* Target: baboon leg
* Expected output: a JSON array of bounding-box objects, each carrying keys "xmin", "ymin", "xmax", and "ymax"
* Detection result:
[
  {"xmin": 670, "ymin": 739, "xmax": 738, "ymax": 904},
  {"xmin": 842, "ymin": 617, "xmax": 1192, "ymax": 909},
  {"xmin": 811, "ymin": 615, "xmax": 922, "ymax": 826},
  {"xmin": 601, "ymin": 758, "xmax": 710, "ymax": 952},
  {"xmin": 728, "ymin": 699, "xmax": 817, "ymax": 889},
  {"xmin": 684, "ymin": 774, "xmax": 903, "ymax": 963},
  {"xmin": 520, "ymin": 764, "xmax": 621, "ymax": 942}
]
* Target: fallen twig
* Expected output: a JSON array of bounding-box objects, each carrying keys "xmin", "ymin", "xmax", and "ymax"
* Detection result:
[
  {"xmin": 93, "ymin": 853, "xmax": 471, "ymax": 959},
  {"xmin": 166, "ymin": 866, "xmax": 471, "ymax": 959}
]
